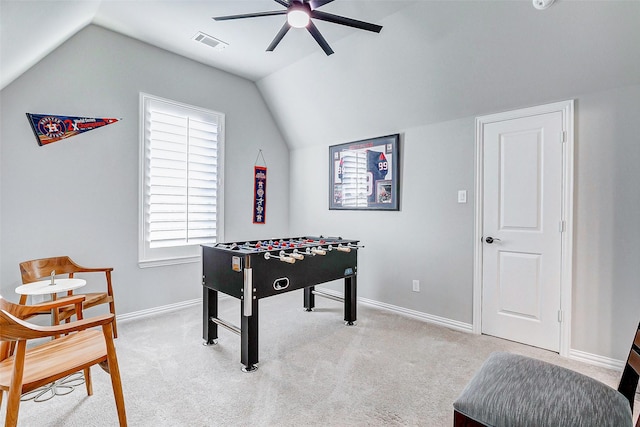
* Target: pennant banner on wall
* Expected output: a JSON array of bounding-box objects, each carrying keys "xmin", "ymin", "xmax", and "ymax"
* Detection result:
[
  {"xmin": 253, "ymin": 165, "xmax": 267, "ymax": 224},
  {"xmin": 26, "ymin": 113, "xmax": 120, "ymax": 146}
]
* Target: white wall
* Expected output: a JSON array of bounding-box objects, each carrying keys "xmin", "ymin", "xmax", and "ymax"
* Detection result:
[{"xmin": 0, "ymin": 25, "xmax": 290, "ymax": 314}]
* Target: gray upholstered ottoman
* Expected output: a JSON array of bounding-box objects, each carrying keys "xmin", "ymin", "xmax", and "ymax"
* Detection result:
[{"xmin": 453, "ymin": 352, "xmax": 633, "ymax": 427}]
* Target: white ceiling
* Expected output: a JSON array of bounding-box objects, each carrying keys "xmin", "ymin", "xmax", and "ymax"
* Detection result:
[
  {"xmin": 0, "ymin": 0, "xmax": 416, "ymax": 89},
  {"xmin": 3, "ymin": 0, "xmax": 640, "ymax": 151}
]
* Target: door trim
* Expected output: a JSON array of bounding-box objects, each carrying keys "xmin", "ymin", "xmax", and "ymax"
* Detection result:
[{"xmin": 473, "ymin": 100, "xmax": 574, "ymax": 357}]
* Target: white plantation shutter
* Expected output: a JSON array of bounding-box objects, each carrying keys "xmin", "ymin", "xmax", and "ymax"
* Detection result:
[{"xmin": 139, "ymin": 94, "xmax": 224, "ymax": 267}]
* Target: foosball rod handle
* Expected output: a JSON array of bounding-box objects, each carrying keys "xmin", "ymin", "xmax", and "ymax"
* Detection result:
[
  {"xmin": 289, "ymin": 252, "xmax": 305, "ymax": 260},
  {"xmin": 264, "ymin": 252, "xmax": 295, "ymax": 263}
]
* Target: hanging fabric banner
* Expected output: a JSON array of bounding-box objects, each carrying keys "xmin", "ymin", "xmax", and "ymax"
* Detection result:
[
  {"xmin": 253, "ymin": 166, "xmax": 267, "ymax": 224},
  {"xmin": 253, "ymin": 150, "xmax": 267, "ymax": 224},
  {"xmin": 26, "ymin": 113, "xmax": 120, "ymax": 146}
]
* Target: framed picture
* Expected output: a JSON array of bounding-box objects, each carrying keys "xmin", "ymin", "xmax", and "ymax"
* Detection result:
[{"xmin": 329, "ymin": 134, "xmax": 400, "ymax": 211}]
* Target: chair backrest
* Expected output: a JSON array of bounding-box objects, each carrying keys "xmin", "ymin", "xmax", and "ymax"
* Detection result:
[
  {"xmin": 19, "ymin": 256, "xmax": 81, "ymax": 283},
  {"xmin": 618, "ymin": 321, "xmax": 640, "ymax": 411},
  {"xmin": 0, "ymin": 295, "xmax": 51, "ymax": 361},
  {"xmin": 0, "ymin": 297, "xmax": 17, "ymax": 360},
  {"xmin": 0, "ymin": 296, "xmax": 28, "ymax": 319}
]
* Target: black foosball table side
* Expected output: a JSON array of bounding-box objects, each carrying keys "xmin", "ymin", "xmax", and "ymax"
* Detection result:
[{"xmin": 202, "ymin": 236, "xmax": 360, "ymax": 372}]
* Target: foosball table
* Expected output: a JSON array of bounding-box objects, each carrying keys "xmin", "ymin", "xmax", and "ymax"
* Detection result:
[{"xmin": 202, "ymin": 236, "xmax": 361, "ymax": 372}]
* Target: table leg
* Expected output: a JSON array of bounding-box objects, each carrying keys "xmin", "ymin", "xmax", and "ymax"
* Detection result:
[
  {"xmin": 344, "ymin": 275, "xmax": 357, "ymax": 326},
  {"xmin": 203, "ymin": 288, "xmax": 218, "ymax": 345},
  {"xmin": 241, "ymin": 297, "xmax": 259, "ymax": 372},
  {"xmin": 304, "ymin": 286, "xmax": 315, "ymax": 311}
]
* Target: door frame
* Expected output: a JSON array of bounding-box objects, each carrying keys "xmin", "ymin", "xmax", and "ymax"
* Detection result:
[{"xmin": 472, "ymin": 100, "xmax": 574, "ymax": 357}]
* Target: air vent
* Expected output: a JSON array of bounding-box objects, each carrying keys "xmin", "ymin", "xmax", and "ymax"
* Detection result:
[{"xmin": 192, "ymin": 32, "xmax": 228, "ymax": 51}]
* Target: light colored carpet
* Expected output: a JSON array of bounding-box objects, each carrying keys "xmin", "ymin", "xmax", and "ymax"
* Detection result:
[{"xmin": 1, "ymin": 289, "xmax": 625, "ymax": 426}]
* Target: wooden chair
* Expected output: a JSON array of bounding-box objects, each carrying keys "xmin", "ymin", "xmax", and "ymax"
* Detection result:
[
  {"xmin": 0, "ymin": 295, "xmax": 127, "ymax": 427},
  {"xmin": 19, "ymin": 256, "xmax": 118, "ymax": 338},
  {"xmin": 453, "ymin": 322, "xmax": 640, "ymax": 427}
]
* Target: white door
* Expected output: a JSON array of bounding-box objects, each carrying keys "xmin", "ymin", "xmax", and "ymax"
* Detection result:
[{"xmin": 481, "ymin": 110, "xmax": 564, "ymax": 352}]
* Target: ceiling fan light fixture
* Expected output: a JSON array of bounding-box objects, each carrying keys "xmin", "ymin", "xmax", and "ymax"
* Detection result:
[
  {"xmin": 212, "ymin": 0, "xmax": 382, "ymax": 55},
  {"xmin": 287, "ymin": 9, "xmax": 310, "ymax": 28}
]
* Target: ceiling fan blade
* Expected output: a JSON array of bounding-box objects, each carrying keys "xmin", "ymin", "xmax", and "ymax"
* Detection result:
[
  {"xmin": 307, "ymin": 21, "xmax": 334, "ymax": 56},
  {"xmin": 267, "ymin": 22, "xmax": 292, "ymax": 52},
  {"xmin": 309, "ymin": 0, "xmax": 335, "ymax": 9},
  {"xmin": 310, "ymin": 10, "xmax": 382, "ymax": 33},
  {"xmin": 272, "ymin": 0, "xmax": 291, "ymax": 7},
  {"xmin": 213, "ymin": 10, "xmax": 287, "ymax": 21}
]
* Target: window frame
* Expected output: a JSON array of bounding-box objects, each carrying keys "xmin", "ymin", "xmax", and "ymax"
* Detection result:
[{"xmin": 138, "ymin": 93, "xmax": 225, "ymax": 268}]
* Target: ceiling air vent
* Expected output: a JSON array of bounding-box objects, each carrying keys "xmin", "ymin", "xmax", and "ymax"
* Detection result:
[{"xmin": 193, "ymin": 32, "xmax": 228, "ymax": 51}]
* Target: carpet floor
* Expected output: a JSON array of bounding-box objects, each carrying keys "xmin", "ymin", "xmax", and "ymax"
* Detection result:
[{"xmin": 0, "ymin": 289, "xmax": 625, "ymax": 426}]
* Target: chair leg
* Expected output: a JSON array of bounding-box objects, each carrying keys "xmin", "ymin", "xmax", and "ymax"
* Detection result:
[
  {"xmin": 110, "ymin": 304, "xmax": 118, "ymax": 339},
  {"xmin": 103, "ymin": 322, "xmax": 127, "ymax": 426},
  {"xmin": 106, "ymin": 270, "xmax": 118, "ymax": 339},
  {"xmin": 84, "ymin": 367, "xmax": 93, "ymax": 396},
  {"xmin": 454, "ymin": 410, "xmax": 488, "ymax": 427},
  {"xmin": 6, "ymin": 341, "xmax": 27, "ymax": 427}
]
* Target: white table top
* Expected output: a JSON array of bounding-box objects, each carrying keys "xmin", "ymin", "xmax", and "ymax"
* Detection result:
[{"xmin": 15, "ymin": 278, "xmax": 87, "ymax": 296}]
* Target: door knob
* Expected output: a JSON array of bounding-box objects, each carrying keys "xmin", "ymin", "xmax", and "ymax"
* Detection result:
[{"xmin": 485, "ymin": 237, "xmax": 501, "ymax": 244}]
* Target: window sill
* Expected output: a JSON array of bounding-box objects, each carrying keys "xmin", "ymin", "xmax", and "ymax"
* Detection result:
[{"xmin": 138, "ymin": 254, "xmax": 201, "ymax": 269}]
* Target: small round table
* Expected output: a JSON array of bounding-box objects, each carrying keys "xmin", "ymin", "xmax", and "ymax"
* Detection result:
[
  {"xmin": 15, "ymin": 277, "xmax": 87, "ymax": 299},
  {"xmin": 14, "ymin": 278, "xmax": 88, "ymax": 402}
]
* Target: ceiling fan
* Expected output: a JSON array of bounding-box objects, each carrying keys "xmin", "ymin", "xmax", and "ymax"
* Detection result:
[{"xmin": 212, "ymin": 0, "xmax": 383, "ymax": 56}]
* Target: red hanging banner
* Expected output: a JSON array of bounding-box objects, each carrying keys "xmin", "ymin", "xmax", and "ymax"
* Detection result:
[{"xmin": 253, "ymin": 166, "xmax": 267, "ymax": 224}]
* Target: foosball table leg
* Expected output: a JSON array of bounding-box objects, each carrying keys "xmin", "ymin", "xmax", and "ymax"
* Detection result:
[
  {"xmin": 203, "ymin": 287, "xmax": 218, "ymax": 345},
  {"xmin": 241, "ymin": 296, "xmax": 259, "ymax": 372},
  {"xmin": 304, "ymin": 286, "xmax": 315, "ymax": 311},
  {"xmin": 344, "ymin": 275, "xmax": 357, "ymax": 326}
]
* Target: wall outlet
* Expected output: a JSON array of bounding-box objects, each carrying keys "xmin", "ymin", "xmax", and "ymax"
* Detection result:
[{"xmin": 412, "ymin": 279, "xmax": 420, "ymax": 292}]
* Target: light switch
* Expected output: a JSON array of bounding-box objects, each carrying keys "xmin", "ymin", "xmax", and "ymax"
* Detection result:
[{"xmin": 458, "ymin": 190, "xmax": 467, "ymax": 204}]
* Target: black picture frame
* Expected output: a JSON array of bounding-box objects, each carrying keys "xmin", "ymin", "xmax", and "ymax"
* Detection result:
[{"xmin": 329, "ymin": 134, "xmax": 400, "ymax": 211}]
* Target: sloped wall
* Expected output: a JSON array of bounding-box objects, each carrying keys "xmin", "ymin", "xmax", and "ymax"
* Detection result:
[
  {"xmin": 259, "ymin": 1, "xmax": 640, "ymax": 361},
  {"xmin": 0, "ymin": 25, "xmax": 290, "ymax": 314}
]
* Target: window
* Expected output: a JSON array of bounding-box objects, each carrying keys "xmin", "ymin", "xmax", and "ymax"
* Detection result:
[{"xmin": 139, "ymin": 93, "xmax": 224, "ymax": 267}]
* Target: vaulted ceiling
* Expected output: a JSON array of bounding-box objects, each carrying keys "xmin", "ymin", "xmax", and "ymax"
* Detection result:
[
  {"xmin": 2, "ymin": 1, "xmax": 640, "ymax": 150},
  {"xmin": 0, "ymin": 0, "xmax": 413, "ymax": 89}
]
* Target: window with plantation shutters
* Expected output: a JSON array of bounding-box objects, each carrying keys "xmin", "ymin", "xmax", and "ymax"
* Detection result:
[{"xmin": 139, "ymin": 93, "xmax": 224, "ymax": 267}]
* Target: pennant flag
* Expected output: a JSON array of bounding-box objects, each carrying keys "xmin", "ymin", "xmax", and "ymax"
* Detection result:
[
  {"xmin": 26, "ymin": 113, "xmax": 120, "ymax": 146},
  {"xmin": 253, "ymin": 166, "xmax": 267, "ymax": 224}
]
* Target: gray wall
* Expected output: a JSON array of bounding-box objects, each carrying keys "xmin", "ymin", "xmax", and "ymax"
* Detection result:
[
  {"xmin": 289, "ymin": 118, "xmax": 476, "ymax": 323},
  {"xmin": 0, "ymin": 25, "xmax": 290, "ymax": 314},
  {"xmin": 285, "ymin": 86, "xmax": 640, "ymax": 361},
  {"xmin": 258, "ymin": 1, "xmax": 640, "ymax": 151},
  {"xmin": 572, "ymin": 85, "xmax": 640, "ymax": 359},
  {"xmin": 2, "ymin": 2, "xmax": 639, "ymax": 364},
  {"xmin": 259, "ymin": 1, "xmax": 640, "ymax": 361}
]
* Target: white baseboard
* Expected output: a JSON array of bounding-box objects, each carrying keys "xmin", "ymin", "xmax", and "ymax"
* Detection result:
[
  {"xmin": 318, "ymin": 289, "xmax": 626, "ymax": 370},
  {"xmin": 568, "ymin": 348, "xmax": 625, "ymax": 371},
  {"xmin": 116, "ymin": 292, "xmax": 624, "ymax": 372},
  {"xmin": 317, "ymin": 288, "xmax": 473, "ymax": 333},
  {"xmin": 117, "ymin": 298, "xmax": 201, "ymax": 322}
]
